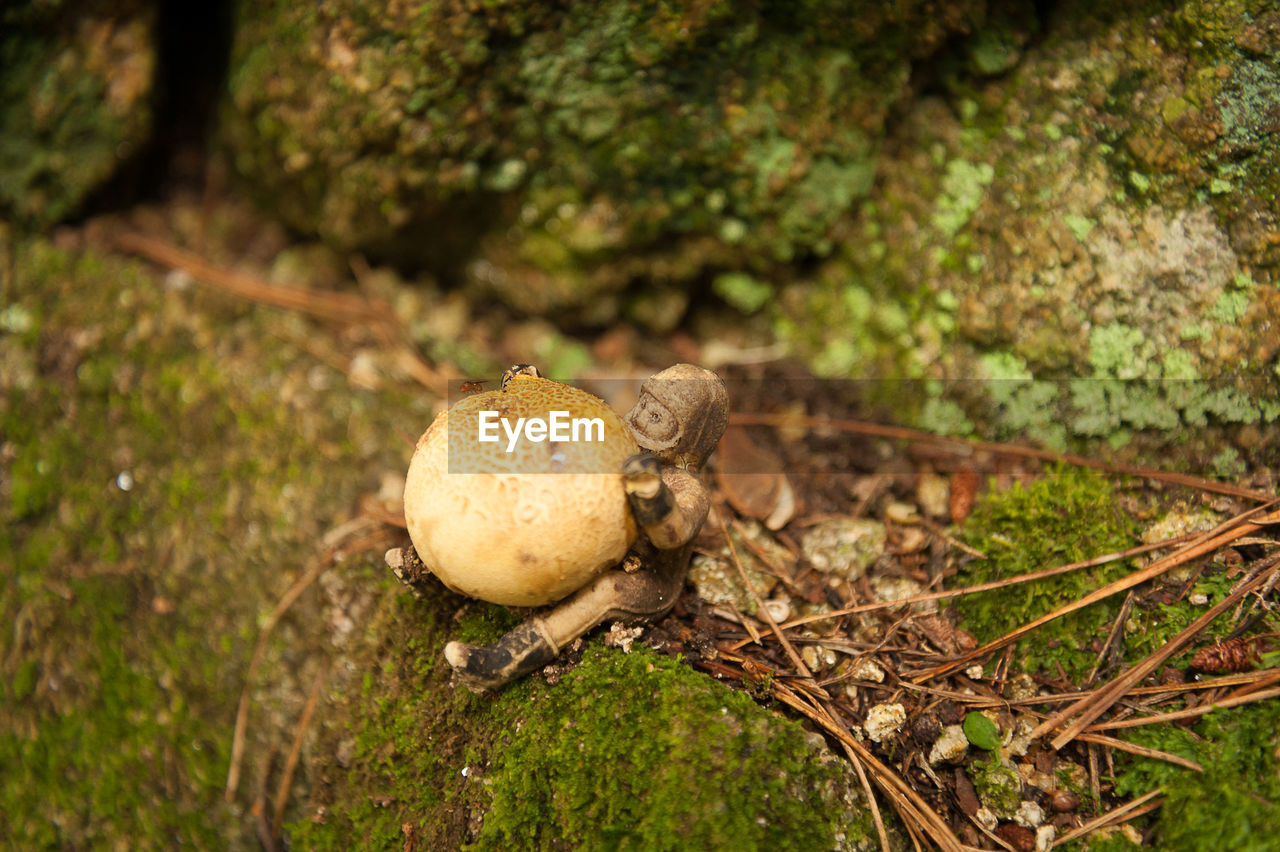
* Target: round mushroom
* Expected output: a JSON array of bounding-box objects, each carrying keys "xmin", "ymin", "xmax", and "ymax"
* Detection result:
[{"xmin": 403, "ymin": 374, "xmax": 638, "ymax": 607}]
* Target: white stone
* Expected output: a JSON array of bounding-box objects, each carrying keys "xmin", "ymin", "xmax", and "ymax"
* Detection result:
[
  {"xmin": 864, "ymin": 703, "xmax": 906, "ymax": 744},
  {"xmin": 928, "ymin": 724, "xmax": 969, "ymax": 765}
]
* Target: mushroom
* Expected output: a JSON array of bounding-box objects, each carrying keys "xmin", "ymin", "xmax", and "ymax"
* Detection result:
[
  {"xmin": 391, "ymin": 363, "xmax": 730, "ymax": 689},
  {"xmin": 402, "ymin": 371, "xmax": 639, "ymax": 607}
]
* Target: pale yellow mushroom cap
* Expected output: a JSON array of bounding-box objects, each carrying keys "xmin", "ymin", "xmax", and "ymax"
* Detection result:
[{"xmin": 403, "ymin": 375, "xmax": 638, "ymax": 607}]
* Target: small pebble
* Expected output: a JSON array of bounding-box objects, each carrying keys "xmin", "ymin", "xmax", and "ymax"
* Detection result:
[
  {"xmin": 1014, "ymin": 800, "xmax": 1044, "ymax": 828},
  {"xmin": 800, "ymin": 519, "xmax": 886, "ymax": 582},
  {"xmin": 928, "ymin": 724, "xmax": 969, "ymax": 765},
  {"xmin": 762, "ymin": 598, "xmax": 791, "ymax": 623},
  {"xmin": 863, "ymin": 702, "xmax": 906, "ymax": 743},
  {"xmin": 1049, "ymin": 789, "xmax": 1080, "ymax": 812},
  {"xmin": 849, "ymin": 657, "xmax": 885, "ymax": 683},
  {"xmin": 885, "ymin": 501, "xmax": 921, "ymax": 524},
  {"xmin": 916, "ymin": 473, "xmax": 951, "ymax": 519}
]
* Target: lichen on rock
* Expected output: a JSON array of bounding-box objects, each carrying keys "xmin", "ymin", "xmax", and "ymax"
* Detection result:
[{"xmin": 220, "ymin": 0, "xmax": 984, "ymax": 317}]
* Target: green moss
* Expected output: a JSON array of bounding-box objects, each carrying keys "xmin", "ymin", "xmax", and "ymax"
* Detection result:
[
  {"xmin": 291, "ymin": 615, "xmax": 880, "ymax": 851},
  {"xmin": 472, "ymin": 645, "xmax": 862, "ymax": 850},
  {"xmin": 1, "ymin": 237, "xmax": 420, "ymax": 847},
  {"xmin": 1102, "ymin": 701, "xmax": 1280, "ymax": 850},
  {"xmin": 953, "ymin": 466, "xmax": 1274, "ymax": 687},
  {"xmin": 971, "ymin": 757, "xmax": 1021, "ymax": 817},
  {"xmin": 952, "ymin": 468, "xmax": 1139, "ymax": 680}
]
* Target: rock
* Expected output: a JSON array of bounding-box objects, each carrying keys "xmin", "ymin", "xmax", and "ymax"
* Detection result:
[
  {"xmin": 769, "ymin": 3, "xmax": 1280, "ymax": 461},
  {"xmin": 973, "ymin": 760, "xmax": 1024, "ymax": 819},
  {"xmin": 862, "ymin": 702, "xmax": 906, "ymax": 744},
  {"xmin": 1141, "ymin": 506, "xmax": 1221, "ymax": 546},
  {"xmin": 1, "ymin": 3, "xmax": 157, "ymax": 226},
  {"xmin": 916, "ymin": 473, "xmax": 951, "ymax": 519},
  {"xmin": 219, "ymin": 0, "xmax": 983, "ymax": 320},
  {"xmin": 688, "ymin": 552, "xmax": 775, "ymax": 616},
  {"xmin": 928, "ymin": 724, "xmax": 970, "ymax": 765},
  {"xmin": 870, "ymin": 573, "xmax": 932, "ymax": 613},
  {"xmin": 1014, "ymin": 800, "xmax": 1044, "ymax": 828},
  {"xmin": 801, "ymin": 519, "xmax": 887, "ymax": 583},
  {"xmin": 800, "ymin": 643, "xmax": 838, "ymax": 674}
]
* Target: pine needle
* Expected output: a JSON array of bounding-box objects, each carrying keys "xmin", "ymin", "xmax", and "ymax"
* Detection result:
[
  {"xmin": 1036, "ymin": 560, "xmax": 1278, "ymax": 748},
  {"xmin": 728, "ymin": 411, "xmax": 1276, "ymax": 503}
]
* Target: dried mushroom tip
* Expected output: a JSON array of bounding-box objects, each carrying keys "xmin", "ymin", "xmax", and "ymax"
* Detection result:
[
  {"xmin": 444, "ymin": 625, "xmax": 559, "ymax": 691},
  {"xmin": 385, "ymin": 546, "xmax": 432, "ymax": 599},
  {"xmin": 402, "ymin": 375, "xmax": 638, "ymax": 607},
  {"xmin": 500, "ymin": 363, "xmax": 541, "ymax": 388}
]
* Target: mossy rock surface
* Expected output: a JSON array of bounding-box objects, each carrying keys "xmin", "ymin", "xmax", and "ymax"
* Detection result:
[
  {"xmin": 289, "ymin": 588, "xmax": 887, "ymax": 851},
  {"xmin": 475, "ymin": 646, "xmax": 865, "ymax": 850},
  {"xmin": 220, "ymin": 0, "xmax": 1278, "ymax": 445},
  {"xmin": 0, "ymin": 234, "xmax": 883, "ymax": 849},
  {"xmin": 766, "ymin": 0, "xmax": 1279, "ymax": 456},
  {"xmin": 220, "ymin": 0, "xmax": 982, "ymax": 316},
  {"xmin": 1, "ymin": 1, "xmax": 157, "ymax": 227},
  {"xmin": 0, "ymin": 235, "xmax": 423, "ymax": 846}
]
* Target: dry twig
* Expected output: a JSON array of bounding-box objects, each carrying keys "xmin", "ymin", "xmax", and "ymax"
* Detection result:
[
  {"xmin": 226, "ymin": 518, "xmax": 391, "ymax": 800},
  {"xmin": 728, "ymin": 412, "xmax": 1276, "ymax": 503},
  {"xmin": 113, "ymin": 231, "xmax": 453, "ymax": 396},
  {"xmin": 225, "ymin": 551, "xmax": 333, "ymax": 800},
  {"xmin": 1052, "ymin": 788, "xmax": 1164, "ymax": 848},
  {"xmin": 1073, "ymin": 732, "xmax": 1203, "ymax": 772},
  {"xmin": 1083, "ymin": 684, "xmax": 1280, "ymax": 734},
  {"xmin": 769, "ymin": 532, "xmax": 1202, "ymax": 639},
  {"xmin": 272, "ymin": 660, "xmax": 330, "ymax": 836}
]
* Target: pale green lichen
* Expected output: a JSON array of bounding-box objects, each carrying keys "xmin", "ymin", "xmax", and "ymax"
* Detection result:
[
  {"xmin": 1088, "ymin": 324, "xmax": 1157, "ymax": 381},
  {"xmin": 1208, "ymin": 289, "xmax": 1250, "ymax": 324},
  {"xmin": 1064, "ymin": 214, "xmax": 1095, "ymax": 243},
  {"xmin": 932, "ymin": 160, "xmax": 995, "ymax": 238},
  {"xmin": 713, "ymin": 272, "xmax": 773, "ymax": 315}
]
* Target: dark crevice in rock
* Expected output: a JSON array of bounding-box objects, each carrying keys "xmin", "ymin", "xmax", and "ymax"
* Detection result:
[{"xmin": 75, "ymin": 0, "xmax": 233, "ymax": 219}]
